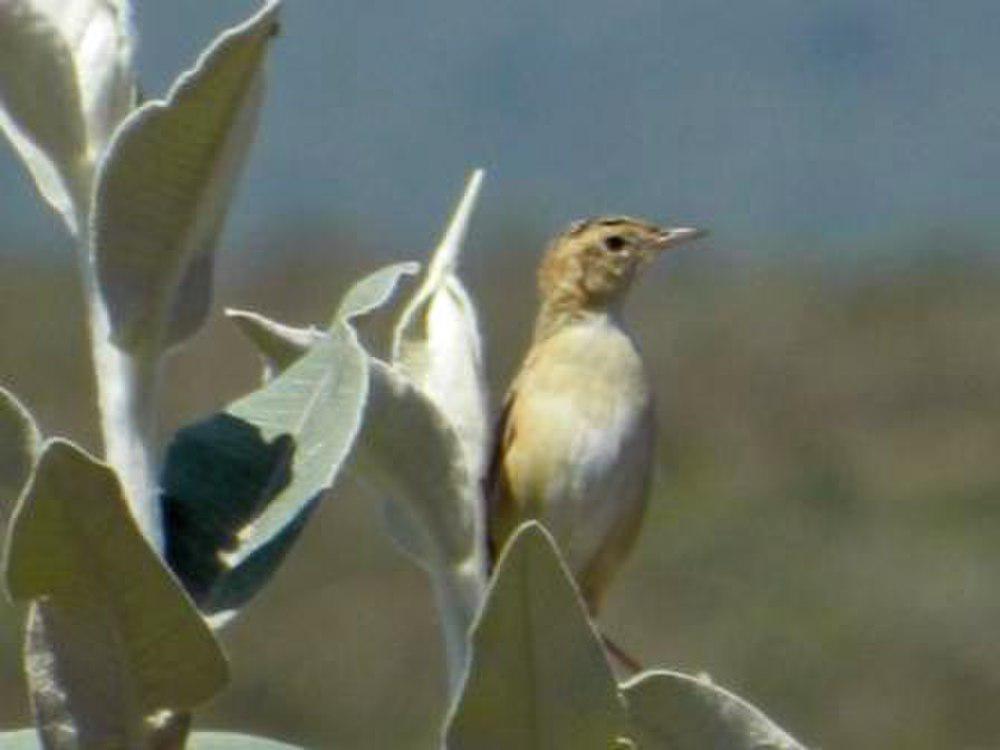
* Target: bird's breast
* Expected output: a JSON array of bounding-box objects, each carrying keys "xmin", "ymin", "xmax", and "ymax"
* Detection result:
[{"xmin": 502, "ymin": 317, "xmax": 655, "ymax": 573}]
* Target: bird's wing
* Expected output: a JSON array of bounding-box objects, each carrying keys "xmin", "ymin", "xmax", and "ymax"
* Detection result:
[{"xmin": 482, "ymin": 381, "xmax": 520, "ymax": 570}]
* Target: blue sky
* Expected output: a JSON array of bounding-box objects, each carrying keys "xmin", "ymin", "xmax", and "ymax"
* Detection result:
[{"xmin": 2, "ymin": 0, "xmax": 998, "ymax": 259}]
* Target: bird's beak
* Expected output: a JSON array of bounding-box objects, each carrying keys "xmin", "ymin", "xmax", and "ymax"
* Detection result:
[{"xmin": 654, "ymin": 226, "xmax": 707, "ymax": 250}]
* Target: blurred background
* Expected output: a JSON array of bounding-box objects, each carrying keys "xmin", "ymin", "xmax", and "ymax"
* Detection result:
[{"xmin": 1, "ymin": 0, "xmax": 999, "ymax": 748}]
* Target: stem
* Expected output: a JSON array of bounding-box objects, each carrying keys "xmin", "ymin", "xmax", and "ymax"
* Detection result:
[
  {"xmin": 76, "ymin": 232, "xmax": 164, "ymax": 553},
  {"xmin": 432, "ymin": 560, "xmax": 485, "ymax": 698}
]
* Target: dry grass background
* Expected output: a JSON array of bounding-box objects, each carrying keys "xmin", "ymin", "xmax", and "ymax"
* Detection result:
[{"xmin": 1, "ymin": 225, "xmax": 998, "ymax": 748}]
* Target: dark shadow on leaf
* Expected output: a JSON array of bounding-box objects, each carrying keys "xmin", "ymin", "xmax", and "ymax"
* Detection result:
[{"xmin": 161, "ymin": 413, "xmax": 319, "ymax": 615}]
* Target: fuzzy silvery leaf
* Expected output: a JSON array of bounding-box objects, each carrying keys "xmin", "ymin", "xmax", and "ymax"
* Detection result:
[
  {"xmin": 392, "ymin": 169, "xmax": 489, "ymax": 483},
  {"xmin": 162, "ymin": 324, "xmax": 368, "ymax": 620},
  {"xmin": 164, "ymin": 262, "xmax": 415, "ymax": 621},
  {"xmin": 334, "ymin": 261, "xmax": 420, "ymax": 322},
  {"xmin": 224, "ymin": 261, "xmax": 480, "ymax": 684},
  {"xmin": 445, "ymin": 522, "xmax": 626, "ymax": 750},
  {"xmin": 355, "ymin": 359, "xmax": 485, "ymax": 688},
  {"xmin": 0, "ymin": 386, "xmax": 40, "ymax": 547},
  {"xmin": 0, "ymin": 0, "xmax": 134, "ymax": 234},
  {"xmin": 3, "ymin": 440, "xmax": 228, "ymax": 748},
  {"xmin": 32, "ymin": 0, "xmax": 135, "ymax": 151},
  {"xmin": 622, "ymin": 670, "xmax": 808, "ymax": 750},
  {"xmin": 226, "ymin": 261, "xmax": 420, "ymax": 380},
  {"xmin": 93, "ymin": 0, "xmax": 280, "ymax": 353},
  {"xmin": 226, "ymin": 309, "xmax": 324, "ymax": 381}
]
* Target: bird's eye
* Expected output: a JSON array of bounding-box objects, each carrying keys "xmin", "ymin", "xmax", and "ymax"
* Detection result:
[{"xmin": 604, "ymin": 235, "xmax": 626, "ymax": 252}]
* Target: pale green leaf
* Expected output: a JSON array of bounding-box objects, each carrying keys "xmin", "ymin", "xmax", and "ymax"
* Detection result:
[
  {"xmin": 0, "ymin": 0, "xmax": 89, "ymax": 234},
  {"xmin": 164, "ymin": 262, "xmax": 413, "ymax": 619},
  {"xmin": 379, "ymin": 174, "xmax": 490, "ymax": 692},
  {"xmin": 3, "ymin": 440, "xmax": 228, "ymax": 747},
  {"xmin": 226, "ymin": 262, "xmax": 418, "ymax": 382},
  {"xmin": 334, "ymin": 260, "xmax": 419, "ymax": 321},
  {"xmin": 226, "ymin": 308, "xmax": 323, "ymax": 380},
  {"xmin": 93, "ymin": 0, "xmax": 280, "ymax": 352},
  {"xmin": 354, "ymin": 359, "xmax": 485, "ymax": 686},
  {"xmin": 36, "ymin": 0, "xmax": 136, "ymax": 156},
  {"xmin": 162, "ymin": 324, "xmax": 368, "ymax": 617},
  {"xmin": 0, "ymin": 0, "xmax": 135, "ymax": 235},
  {"xmin": 622, "ymin": 670, "xmax": 808, "ymax": 750},
  {"xmin": 186, "ymin": 731, "xmax": 304, "ymax": 749},
  {"xmin": 392, "ymin": 170, "xmax": 489, "ymax": 482},
  {"xmin": 361, "ymin": 360, "xmax": 476, "ymax": 567},
  {"xmin": 0, "ymin": 387, "xmax": 40, "ymax": 547},
  {"xmin": 445, "ymin": 522, "xmax": 626, "ymax": 750}
]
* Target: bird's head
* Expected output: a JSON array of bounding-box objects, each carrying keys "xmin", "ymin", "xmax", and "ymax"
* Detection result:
[{"xmin": 538, "ymin": 216, "xmax": 705, "ymax": 313}]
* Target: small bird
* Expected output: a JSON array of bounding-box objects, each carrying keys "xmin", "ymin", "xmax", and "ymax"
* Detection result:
[{"xmin": 486, "ymin": 216, "xmax": 704, "ymax": 617}]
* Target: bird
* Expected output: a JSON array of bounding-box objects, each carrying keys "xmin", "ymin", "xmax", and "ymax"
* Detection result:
[{"xmin": 485, "ymin": 216, "xmax": 705, "ymax": 621}]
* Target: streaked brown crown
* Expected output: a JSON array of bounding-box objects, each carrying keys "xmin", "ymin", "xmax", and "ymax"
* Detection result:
[{"xmin": 534, "ymin": 216, "xmax": 703, "ymax": 339}]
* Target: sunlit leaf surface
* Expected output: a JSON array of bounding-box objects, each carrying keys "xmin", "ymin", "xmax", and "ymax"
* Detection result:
[
  {"xmin": 445, "ymin": 523, "xmax": 625, "ymax": 750},
  {"xmin": 93, "ymin": 0, "xmax": 280, "ymax": 351},
  {"xmin": 4, "ymin": 440, "xmax": 227, "ymax": 747},
  {"xmin": 163, "ymin": 325, "xmax": 367, "ymax": 619},
  {"xmin": 622, "ymin": 669, "xmax": 808, "ymax": 750}
]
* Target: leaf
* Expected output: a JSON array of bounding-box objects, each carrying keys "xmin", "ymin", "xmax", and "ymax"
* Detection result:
[
  {"xmin": 378, "ymin": 174, "xmax": 489, "ymax": 694},
  {"xmin": 358, "ymin": 361, "xmax": 476, "ymax": 566},
  {"xmin": 0, "ymin": 0, "xmax": 135, "ymax": 234},
  {"xmin": 355, "ymin": 359, "xmax": 485, "ymax": 687},
  {"xmin": 227, "ymin": 262, "xmax": 419, "ymax": 382},
  {"xmin": 93, "ymin": 0, "xmax": 280, "ymax": 352},
  {"xmin": 162, "ymin": 324, "xmax": 368, "ymax": 618},
  {"xmin": 621, "ymin": 670, "xmax": 809, "ymax": 750},
  {"xmin": 0, "ymin": 0, "xmax": 89, "ymax": 234},
  {"xmin": 0, "ymin": 387, "xmax": 40, "ymax": 547},
  {"xmin": 185, "ymin": 732, "xmax": 304, "ymax": 749},
  {"xmin": 392, "ymin": 169, "xmax": 489, "ymax": 483},
  {"xmin": 445, "ymin": 522, "xmax": 626, "ymax": 750},
  {"xmin": 33, "ymin": 0, "xmax": 136, "ymax": 153},
  {"xmin": 3, "ymin": 440, "xmax": 228, "ymax": 747},
  {"xmin": 334, "ymin": 260, "xmax": 419, "ymax": 322},
  {"xmin": 226, "ymin": 309, "xmax": 324, "ymax": 380}
]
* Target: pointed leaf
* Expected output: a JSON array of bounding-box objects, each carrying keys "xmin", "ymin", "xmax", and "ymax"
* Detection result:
[
  {"xmin": 33, "ymin": 0, "xmax": 136, "ymax": 151},
  {"xmin": 0, "ymin": 387, "xmax": 40, "ymax": 546},
  {"xmin": 227, "ymin": 309, "xmax": 324, "ymax": 380},
  {"xmin": 393, "ymin": 170, "xmax": 489, "ymax": 482},
  {"xmin": 355, "ymin": 359, "xmax": 485, "ymax": 685},
  {"xmin": 360, "ymin": 360, "xmax": 476, "ymax": 565},
  {"xmin": 0, "ymin": 0, "xmax": 135, "ymax": 234},
  {"xmin": 622, "ymin": 670, "xmax": 808, "ymax": 750},
  {"xmin": 163, "ymin": 323, "xmax": 368, "ymax": 617},
  {"xmin": 227, "ymin": 262, "xmax": 418, "ymax": 382},
  {"xmin": 445, "ymin": 523, "xmax": 626, "ymax": 750},
  {"xmin": 0, "ymin": 0, "xmax": 89, "ymax": 233},
  {"xmin": 334, "ymin": 260, "xmax": 419, "ymax": 322},
  {"xmin": 165, "ymin": 262, "xmax": 414, "ymax": 620},
  {"xmin": 4, "ymin": 440, "xmax": 228, "ymax": 746},
  {"xmin": 93, "ymin": 0, "xmax": 280, "ymax": 352}
]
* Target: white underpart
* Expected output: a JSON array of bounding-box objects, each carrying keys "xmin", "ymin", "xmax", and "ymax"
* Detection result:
[{"xmin": 506, "ymin": 312, "xmax": 654, "ymax": 577}]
